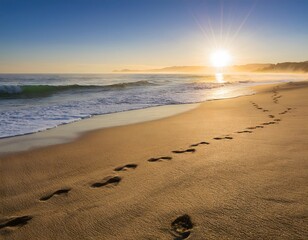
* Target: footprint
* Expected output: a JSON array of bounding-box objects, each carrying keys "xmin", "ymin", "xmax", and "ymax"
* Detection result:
[
  {"xmin": 213, "ymin": 137, "xmax": 223, "ymax": 140},
  {"xmin": 263, "ymin": 109, "xmax": 269, "ymax": 112},
  {"xmin": 247, "ymin": 127, "xmax": 256, "ymax": 130},
  {"xmin": 237, "ymin": 130, "xmax": 252, "ymax": 133},
  {"xmin": 170, "ymin": 214, "xmax": 193, "ymax": 239},
  {"xmin": 91, "ymin": 176, "xmax": 121, "ymax": 188},
  {"xmin": 148, "ymin": 156, "xmax": 172, "ymax": 162},
  {"xmin": 268, "ymin": 115, "xmax": 275, "ymax": 118},
  {"xmin": 213, "ymin": 136, "xmax": 233, "ymax": 140},
  {"xmin": 190, "ymin": 144, "xmax": 198, "ymax": 147},
  {"xmin": 40, "ymin": 188, "xmax": 71, "ymax": 201},
  {"xmin": 273, "ymin": 95, "xmax": 281, "ymax": 101},
  {"xmin": 255, "ymin": 126, "xmax": 264, "ymax": 128},
  {"xmin": 114, "ymin": 164, "xmax": 138, "ymax": 171},
  {"xmin": 190, "ymin": 141, "xmax": 209, "ymax": 147},
  {"xmin": 172, "ymin": 149, "xmax": 196, "ymax": 154},
  {"xmin": 274, "ymin": 119, "xmax": 281, "ymax": 122},
  {"xmin": 262, "ymin": 122, "xmax": 276, "ymax": 125},
  {"xmin": 0, "ymin": 216, "xmax": 32, "ymax": 229}
]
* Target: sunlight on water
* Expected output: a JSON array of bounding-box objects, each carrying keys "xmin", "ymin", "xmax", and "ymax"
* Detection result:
[
  {"xmin": 215, "ymin": 72, "xmax": 225, "ymax": 83},
  {"xmin": 214, "ymin": 88, "xmax": 229, "ymax": 96}
]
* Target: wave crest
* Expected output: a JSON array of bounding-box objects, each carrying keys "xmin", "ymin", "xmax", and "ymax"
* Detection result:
[{"xmin": 0, "ymin": 80, "xmax": 154, "ymax": 98}]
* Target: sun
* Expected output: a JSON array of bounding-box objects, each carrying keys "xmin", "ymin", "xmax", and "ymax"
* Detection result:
[{"xmin": 210, "ymin": 49, "xmax": 232, "ymax": 68}]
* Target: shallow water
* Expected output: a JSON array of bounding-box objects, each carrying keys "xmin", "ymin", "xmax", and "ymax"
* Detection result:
[{"xmin": 0, "ymin": 73, "xmax": 305, "ymax": 138}]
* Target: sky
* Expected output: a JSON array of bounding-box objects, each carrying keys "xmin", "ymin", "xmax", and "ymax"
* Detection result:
[{"xmin": 0, "ymin": 0, "xmax": 307, "ymax": 73}]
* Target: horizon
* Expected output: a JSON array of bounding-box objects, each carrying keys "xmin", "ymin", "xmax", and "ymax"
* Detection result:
[
  {"xmin": 1, "ymin": 61, "xmax": 307, "ymax": 74},
  {"xmin": 1, "ymin": 0, "xmax": 308, "ymax": 73}
]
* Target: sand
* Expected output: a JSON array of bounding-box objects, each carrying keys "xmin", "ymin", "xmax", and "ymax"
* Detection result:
[{"xmin": 0, "ymin": 82, "xmax": 307, "ymax": 239}]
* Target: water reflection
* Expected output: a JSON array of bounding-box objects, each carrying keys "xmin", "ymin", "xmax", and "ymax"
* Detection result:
[
  {"xmin": 214, "ymin": 88, "xmax": 229, "ymax": 96},
  {"xmin": 215, "ymin": 72, "xmax": 225, "ymax": 83}
]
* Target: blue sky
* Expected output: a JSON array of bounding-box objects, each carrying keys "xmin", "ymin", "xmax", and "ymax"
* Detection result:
[{"xmin": 0, "ymin": 0, "xmax": 307, "ymax": 73}]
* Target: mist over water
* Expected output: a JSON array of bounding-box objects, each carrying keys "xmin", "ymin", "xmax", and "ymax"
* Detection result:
[{"xmin": 0, "ymin": 73, "xmax": 305, "ymax": 138}]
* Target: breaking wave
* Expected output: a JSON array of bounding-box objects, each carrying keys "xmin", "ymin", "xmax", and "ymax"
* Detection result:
[{"xmin": 0, "ymin": 80, "xmax": 154, "ymax": 98}]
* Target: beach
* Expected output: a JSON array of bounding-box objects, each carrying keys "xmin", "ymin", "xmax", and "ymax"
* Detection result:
[{"xmin": 0, "ymin": 81, "xmax": 307, "ymax": 239}]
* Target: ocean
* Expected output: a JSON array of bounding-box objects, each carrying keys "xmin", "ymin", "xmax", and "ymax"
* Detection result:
[{"xmin": 0, "ymin": 73, "xmax": 304, "ymax": 138}]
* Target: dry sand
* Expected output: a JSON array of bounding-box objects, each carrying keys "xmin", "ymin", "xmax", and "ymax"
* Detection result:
[{"xmin": 0, "ymin": 82, "xmax": 307, "ymax": 239}]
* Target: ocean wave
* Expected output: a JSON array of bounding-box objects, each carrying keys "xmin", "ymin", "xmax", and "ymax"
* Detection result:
[
  {"xmin": 187, "ymin": 82, "xmax": 226, "ymax": 90},
  {"xmin": 0, "ymin": 80, "xmax": 154, "ymax": 98}
]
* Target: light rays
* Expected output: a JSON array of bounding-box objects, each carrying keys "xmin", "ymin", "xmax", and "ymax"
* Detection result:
[{"xmin": 191, "ymin": 0, "xmax": 258, "ymax": 68}]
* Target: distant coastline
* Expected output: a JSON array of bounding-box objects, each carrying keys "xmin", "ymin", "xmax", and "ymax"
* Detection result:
[{"xmin": 113, "ymin": 61, "xmax": 308, "ymax": 73}]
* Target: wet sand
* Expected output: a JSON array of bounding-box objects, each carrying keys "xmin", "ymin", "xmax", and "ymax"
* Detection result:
[{"xmin": 0, "ymin": 103, "xmax": 199, "ymax": 155}]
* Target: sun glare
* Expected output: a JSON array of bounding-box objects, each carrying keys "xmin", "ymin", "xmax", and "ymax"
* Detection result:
[{"xmin": 210, "ymin": 49, "xmax": 231, "ymax": 68}]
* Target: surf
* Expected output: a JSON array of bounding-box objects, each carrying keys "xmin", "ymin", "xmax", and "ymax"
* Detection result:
[{"xmin": 0, "ymin": 80, "xmax": 154, "ymax": 99}]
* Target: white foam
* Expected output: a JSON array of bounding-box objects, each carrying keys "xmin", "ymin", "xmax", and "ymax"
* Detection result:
[{"xmin": 0, "ymin": 85, "xmax": 22, "ymax": 94}]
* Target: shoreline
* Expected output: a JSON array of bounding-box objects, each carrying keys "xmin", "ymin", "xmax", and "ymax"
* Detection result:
[
  {"xmin": 0, "ymin": 103, "xmax": 199, "ymax": 155},
  {"xmin": 1, "ymin": 74, "xmax": 307, "ymax": 155},
  {"xmin": 0, "ymin": 84, "xmax": 255, "ymax": 155},
  {"xmin": 0, "ymin": 81, "xmax": 287, "ymax": 156}
]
